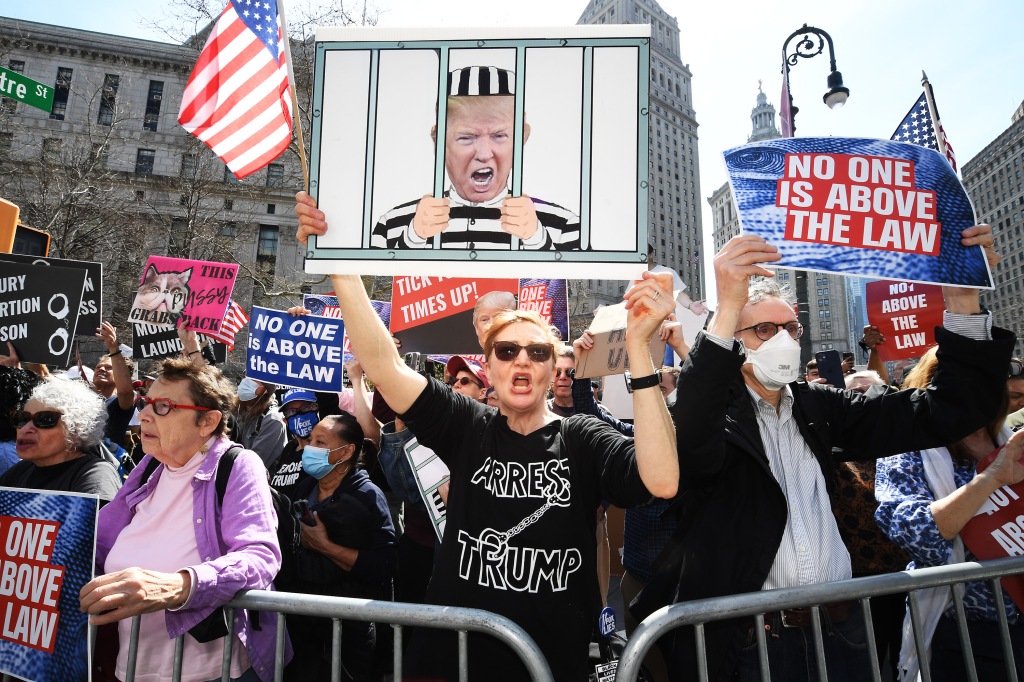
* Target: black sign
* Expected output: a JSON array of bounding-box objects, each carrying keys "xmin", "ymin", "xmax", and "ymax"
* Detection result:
[
  {"xmin": 132, "ymin": 323, "xmax": 226, "ymax": 364},
  {"xmin": 0, "ymin": 261, "xmax": 86, "ymax": 366},
  {"xmin": 0, "ymin": 254, "xmax": 101, "ymax": 334}
]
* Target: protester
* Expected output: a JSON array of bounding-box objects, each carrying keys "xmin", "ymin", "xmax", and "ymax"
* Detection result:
[
  {"xmin": 1007, "ymin": 357, "xmax": 1024, "ymax": 430},
  {"xmin": 94, "ymin": 322, "xmax": 137, "ymax": 447},
  {"xmin": 660, "ymin": 230, "xmax": 1014, "ymax": 682},
  {"xmin": 234, "ymin": 376, "xmax": 287, "ymax": 468},
  {"xmin": 876, "ymin": 351, "xmax": 1024, "ymax": 681},
  {"xmin": 2, "ymin": 377, "xmax": 121, "ymax": 500},
  {"xmin": 804, "ymin": 358, "xmax": 819, "ymax": 382},
  {"xmin": 286, "ymin": 412, "xmax": 396, "ymax": 681},
  {"xmin": 79, "ymin": 357, "xmax": 287, "ymax": 682},
  {"xmin": 296, "ymin": 189, "xmax": 678, "ymax": 681},
  {"xmin": 269, "ymin": 387, "xmax": 319, "ymax": 499},
  {"xmin": 445, "ymin": 355, "xmax": 489, "ymax": 401},
  {"xmin": 860, "ymin": 325, "xmax": 894, "ymax": 386},
  {"xmin": 546, "ymin": 345, "xmax": 575, "ymax": 417},
  {"xmin": 0, "ymin": 365, "xmax": 41, "ymax": 475}
]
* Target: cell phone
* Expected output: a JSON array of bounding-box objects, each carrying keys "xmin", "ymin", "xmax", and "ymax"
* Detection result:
[
  {"xmin": 815, "ymin": 350, "xmax": 846, "ymax": 389},
  {"xmin": 293, "ymin": 499, "xmax": 316, "ymax": 527}
]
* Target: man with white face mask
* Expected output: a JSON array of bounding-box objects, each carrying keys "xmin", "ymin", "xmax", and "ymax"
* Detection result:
[
  {"xmin": 233, "ymin": 376, "xmax": 287, "ymax": 469},
  {"xmin": 657, "ymin": 232, "xmax": 1016, "ymax": 682}
]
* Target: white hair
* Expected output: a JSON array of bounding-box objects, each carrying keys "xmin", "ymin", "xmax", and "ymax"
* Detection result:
[
  {"xmin": 31, "ymin": 378, "xmax": 107, "ymax": 452},
  {"xmin": 845, "ymin": 370, "xmax": 885, "ymax": 388},
  {"xmin": 747, "ymin": 278, "xmax": 796, "ymax": 306}
]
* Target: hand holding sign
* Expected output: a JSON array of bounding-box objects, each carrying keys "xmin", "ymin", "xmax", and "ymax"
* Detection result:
[
  {"xmin": 623, "ymin": 272, "xmax": 675, "ymax": 345},
  {"xmin": 943, "ymin": 224, "xmax": 998, "ymax": 315},
  {"xmin": 412, "ymin": 195, "xmax": 451, "ymax": 241},
  {"xmin": 296, "ymin": 191, "xmax": 327, "ymax": 246},
  {"xmin": 708, "ymin": 235, "xmax": 781, "ymax": 338},
  {"xmin": 0, "ymin": 342, "xmax": 18, "ymax": 368},
  {"xmin": 500, "ymin": 195, "xmax": 539, "ymax": 241},
  {"xmin": 982, "ymin": 431, "xmax": 1024, "ymax": 491}
]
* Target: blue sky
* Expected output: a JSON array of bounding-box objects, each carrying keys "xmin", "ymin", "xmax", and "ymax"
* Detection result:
[{"xmin": 5, "ymin": 0, "xmax": 1023, "ymax": 296}]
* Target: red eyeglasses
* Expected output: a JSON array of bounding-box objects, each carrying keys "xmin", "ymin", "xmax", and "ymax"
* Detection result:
[{"xmin": 135, "ymin": 395, "xmax": 214, "ymax": 417}]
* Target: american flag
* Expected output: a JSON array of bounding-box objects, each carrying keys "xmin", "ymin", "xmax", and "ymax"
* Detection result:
[
  {"xmin": 207, "ymin": 300, "xmax": 250, "ymax": 350},
  {"xmin": 690, "ymin": 250, "xmax": 700, "ymax": 265},
  {"xmin": 178, "ymin": 0, "xmax": 293, "ymax": 179},
  {"xmin": 890, "ymin": 92, "xmax": 957, "ymax": 173},
  {"xmin": 779, "ymin": 67, "xmax": 794, "ymax": 138}
]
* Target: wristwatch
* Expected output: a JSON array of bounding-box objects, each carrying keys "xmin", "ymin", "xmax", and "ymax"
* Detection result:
[{"xmin": 625, "ymin": 370, "xmax": 661, "ymax": 393}]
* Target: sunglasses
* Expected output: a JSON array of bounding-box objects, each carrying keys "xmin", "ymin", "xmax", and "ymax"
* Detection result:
[
  {"xmin": 448, "ymin": 376, "xmax": 482, "ymax": 388},
  {"xmin": 136, "ymin": 395, "xmax": 215, "ymax": 417},
  {"xmin": 554, "ymin": 368, "xmax": 573, "ymax": 378},
  {"xmin": 11, "ymin": 410, "xmax": 62, "ymax": 430},
  {"xmin": 734, "ymin": 321, "xmax": 804, "ymax": 342},
  {"xmin": 492, "ymin": 341, "xmax": 554, "ymax": 363}
]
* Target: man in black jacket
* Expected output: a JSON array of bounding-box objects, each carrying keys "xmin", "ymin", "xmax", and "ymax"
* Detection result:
[{"xmin": 662, "ymin": 230, "xmax": 1014, "ymax": 681}]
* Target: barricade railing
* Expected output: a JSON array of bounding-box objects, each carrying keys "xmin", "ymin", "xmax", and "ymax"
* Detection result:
[
  {"xmin": 616, "ymin": 556, "xmax": 1024, "ymax": 682},
  {"xmin": 115, "ymin": 590, "xmax": 553, "ymax": 682}
]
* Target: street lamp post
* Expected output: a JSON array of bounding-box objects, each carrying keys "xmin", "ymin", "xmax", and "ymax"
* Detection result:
[{"xmin": 781, "ymin": 24, "xmax": 850, "ymax": 136}]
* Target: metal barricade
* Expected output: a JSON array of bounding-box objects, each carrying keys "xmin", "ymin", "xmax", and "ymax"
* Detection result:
[
  {"xmin": 616, "ymin": 556, "xmax": 1024, "ymax": 682},
  {"xmin": 114, "ymin": 590, "xmax": 553, "ymax": 682}
]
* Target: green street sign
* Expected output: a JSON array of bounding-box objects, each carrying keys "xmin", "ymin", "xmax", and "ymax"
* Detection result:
[{"xmin": 0, "ymin": 66, "xmax": 54, "ymax": 113}]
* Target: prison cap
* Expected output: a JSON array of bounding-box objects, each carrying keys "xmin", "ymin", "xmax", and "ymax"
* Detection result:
[{"xmin": 447, "ymin": 66, "xmax": 515, "ymax": 97}]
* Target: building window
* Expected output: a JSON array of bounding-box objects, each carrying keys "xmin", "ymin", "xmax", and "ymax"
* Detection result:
[
  {"xmin": 257, "ymin": 225, "xmax": 279, "ymax": 262},
  {"xmin": 0, "ymin": 132, "xmax": 12, "ymax": 153},
  {"xmin": 135, "ymin": 149, "xmax": 156, "ymax": 175},
  {"xmin": 266, "ymin": 163, "xmax": 284, "ymax": 187},
  {"xmin": 267, "ymin": 203, "xmax": 276, "ymax": 214},
  {"xmin": 143, "ymin": 81, "xmax": 163, "ymax": 131},
  {"xmin": 224, "ymin": 166, "xmax": 240, "ymax": 183},
  {"xmin": 89, "ymin": 143, "xmax": 109, "ymax": 168},
  {"xmin": 218, "ymin": 222, "xmax": 237, "ymax": 238},
  {"xmin": 50, "ymin": 67, "xmax": 73, "ymax": 120},
  {"xmin": 41, "ymin": 138, "xmax": 62, "ymax": 163},
  {"xmin": 135, "ymin": 190, "xmax": 145, "ymax": 202},
  {"xmin": 224, "ymin": 199, "xmax": 234, "ymax": 211},
  {"xmin": 181, "ymin": 153, "xmax": 197, "ymax": 178},
  {"xmin": 98, "ymin": 74, "xmax": 120, "ymax": 126}
]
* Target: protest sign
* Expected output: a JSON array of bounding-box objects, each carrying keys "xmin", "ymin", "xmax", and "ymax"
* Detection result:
[
  {"xmin": 574, "ymin": 300, "xmax": 667, "ymax": 379},
  {"xmin": 247, "ymin": 307, "xmax": 345, "ymax": 392},
  {"xmin": 518, "ymin": 279, "xmax": 568, "ymax": 341},
  {"xmin": 959, "ymin": 444, "xmax": 1024, "ymax": 609},
  {"xmin": 0, "ymin": 261, "xmax": 85, "ymax": 366},
  {"xmin": 0, "ymin": 487, "xmax": 97, "ymax": 682},
  {"xmin": 128, "ymin": 256, "xmax": 238, "ymax": 332},
  {"xmin": 303, "ymin": 295, "xmax": 392, "ymax": 362},
  {"xmin": 404, "ymin": 437, "xmax": 449, "ymax": 542},
  {"xmin": 305, "ymin": 25, "xmax": 651, "ymax": 280},
  {"xmin": 0, "ymin": 255, "xmax": 101, "ymax": 335},
  {"xmin": 865, "ymin": 280, "xmax": 945, "ymax": 362},
  {"xmin": 390, "ymin": 276, "xmax": 518, "ymax": 354},
  {"xmin": 132, "ymin": 323, "xmax": 225, "ymax": 363},
  {"xmin": 723, "ymin": 137, "xmax": 991, "ymax": 288}
]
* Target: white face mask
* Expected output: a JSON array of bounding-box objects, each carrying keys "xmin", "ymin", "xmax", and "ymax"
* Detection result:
[{"xmin": 744, "ymin": 328, "xmax": 802, "ymax": 390}]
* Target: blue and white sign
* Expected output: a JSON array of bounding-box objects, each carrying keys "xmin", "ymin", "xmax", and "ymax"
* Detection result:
[
  {"xmin": 246, "ymin": 307, "xmax": 346, "ymax": 392},
  {"xmin": 723, "ymin": 137, "xmax": 991, "ymax": 288}
]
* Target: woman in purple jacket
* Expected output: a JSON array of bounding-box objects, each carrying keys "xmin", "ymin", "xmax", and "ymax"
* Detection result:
[{"xmin": 80, "ymin": 357, "xmax": 288, "ymax": 682}]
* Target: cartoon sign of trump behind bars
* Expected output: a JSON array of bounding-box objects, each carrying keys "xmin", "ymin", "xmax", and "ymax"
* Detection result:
[{"xmin": 370, "ymin": 66, "xmax": 581, "ymax": 251}]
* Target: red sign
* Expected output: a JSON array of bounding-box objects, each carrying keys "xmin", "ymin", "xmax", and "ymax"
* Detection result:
[
  {"xmin": 776, "ymin": 153, "xmax": 941, "ymax": 256},
  {"xmin": 960, "ymin": 446, "xmax": 1024, "ymax": 610},
  {"xmin": 865, "ymin": 280, "xmax": 945, "ymax": 362},
  {"xmin": 390, "ymin": 277, "xmax": 517, "ymax": 333},
  {"xmin": 0, "ymin": 516, "xmax": 64, "ymax": 653}
]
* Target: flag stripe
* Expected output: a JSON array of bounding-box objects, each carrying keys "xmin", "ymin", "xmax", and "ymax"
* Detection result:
[{"xmin": 178, "ymin": 0, "xmax": 292, "ymax": 179}]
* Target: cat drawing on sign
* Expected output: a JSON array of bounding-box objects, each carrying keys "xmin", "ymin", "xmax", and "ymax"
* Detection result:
[{"xmin": 134, "ymin": 265, "xmax": 191, "ymax": 314}]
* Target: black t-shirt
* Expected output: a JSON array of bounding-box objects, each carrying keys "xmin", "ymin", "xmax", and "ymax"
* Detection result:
[
  {"xmin": 268, "ymin": 440, "xmax": 309, "ymax": 501},
  {"xmin": 104, "ymin": 394, "xmax": 135, "ymax": 447},
  {"xmin": 402, "ymin": 377, "xmax": 650, "ymax": 682},
  {"xmin": 0, "ymin": 454, "xmax": 121, "ymax": 502}
]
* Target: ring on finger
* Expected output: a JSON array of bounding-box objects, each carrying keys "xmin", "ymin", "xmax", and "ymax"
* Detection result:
[{"xmin": 652, "ymin": 290, "xmax": 660, "ymax": 301}]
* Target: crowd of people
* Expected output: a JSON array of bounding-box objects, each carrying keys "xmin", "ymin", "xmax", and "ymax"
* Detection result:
[{"xmin": 0, "ymin": 195, "xmax": 1022, "ymax": 682}]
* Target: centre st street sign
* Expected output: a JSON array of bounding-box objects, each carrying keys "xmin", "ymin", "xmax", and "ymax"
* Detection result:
[{"xmin": 0, "ymin": 67, "xmax": 54, "ymax": 113}]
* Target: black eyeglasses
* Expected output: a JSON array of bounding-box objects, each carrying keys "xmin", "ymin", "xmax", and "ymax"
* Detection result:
[
  {"xmin": 11, "ymin": 410, "xmax": 62, "ymax": 430},
  {"xmin": 448, "ymin": 376, "xmax": 482, "ymax": 388},
  {"xmin": 735, "ymin": 321, "xmax": 804, "ymax": 342},
  {"xmin": 491, "ymin": 341, "xmax": 554, "ymax": 363},
  {"xmin": 282, "ymin": 403, "xmax": 319, "ymax": 418},
  {"xmin": 1012, "ymin": 360, "xmax": 1024, "ymax": 379},
  {"xmin": 136, "ymin": 395, "xmax": 214, "ymax": 417}
]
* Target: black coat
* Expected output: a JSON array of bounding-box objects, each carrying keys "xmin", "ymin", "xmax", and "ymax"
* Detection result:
[{"xmin": 659, "ymin": 325, "xmax": 1016, "ymax": 681}]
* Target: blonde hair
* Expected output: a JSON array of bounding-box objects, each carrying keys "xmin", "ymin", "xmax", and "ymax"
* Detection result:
[{"xmin": 482, "ymin": 310, "xmax": 559, "ymax": 365}]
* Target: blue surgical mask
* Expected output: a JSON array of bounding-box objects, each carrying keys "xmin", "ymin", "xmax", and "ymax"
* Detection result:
[
  {"xmin": 287, "ymin": 411, "xmax": 320, "ymax": 438},
  {"xmin": 237, "ymin": 377, "xmax": 261, "ymax": 402},
  {"xmin": 302, "ymin": 444, "xmax": 348, "ymax": 480}
]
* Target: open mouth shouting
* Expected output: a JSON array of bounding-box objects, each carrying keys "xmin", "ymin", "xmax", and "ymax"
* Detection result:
[
  {"xmin": 511, "ymin": 372, "xmax": 533, "ymax": 393},
  {"xmin": 471, "ymin": 167, "xmax": 494, "ymax": 192}
]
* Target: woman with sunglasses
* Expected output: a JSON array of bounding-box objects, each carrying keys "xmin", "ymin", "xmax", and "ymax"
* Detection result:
[
  {"xmin": 297, "ymin": 196, "xmax": 678, "ymax": 682},
  {"xmin": 79, "ymin": 357, "xmax": 288, "ymax": 682},
  {"xmin": 3, "ymin": 376, "xmax": 121, "ymax": 501}
]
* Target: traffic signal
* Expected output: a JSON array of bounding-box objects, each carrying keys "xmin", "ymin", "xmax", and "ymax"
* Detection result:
[{"xmin": 0, "ymin": 197, "xmax": 50, "ymax": 256}]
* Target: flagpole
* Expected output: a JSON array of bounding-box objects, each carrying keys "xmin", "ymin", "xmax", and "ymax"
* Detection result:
[
  {"xmin": 920, "ymin": 71, "xmax": 948, "ymax": 166},
  {"xmin": 277, "ymin": 0, "xmax": 310, "ymax": 192}
]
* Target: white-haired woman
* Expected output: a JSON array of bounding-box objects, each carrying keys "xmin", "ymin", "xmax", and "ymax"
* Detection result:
[{"xmin": 3, "ymin": 377, "xmax": 121, "ymax": 501}]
